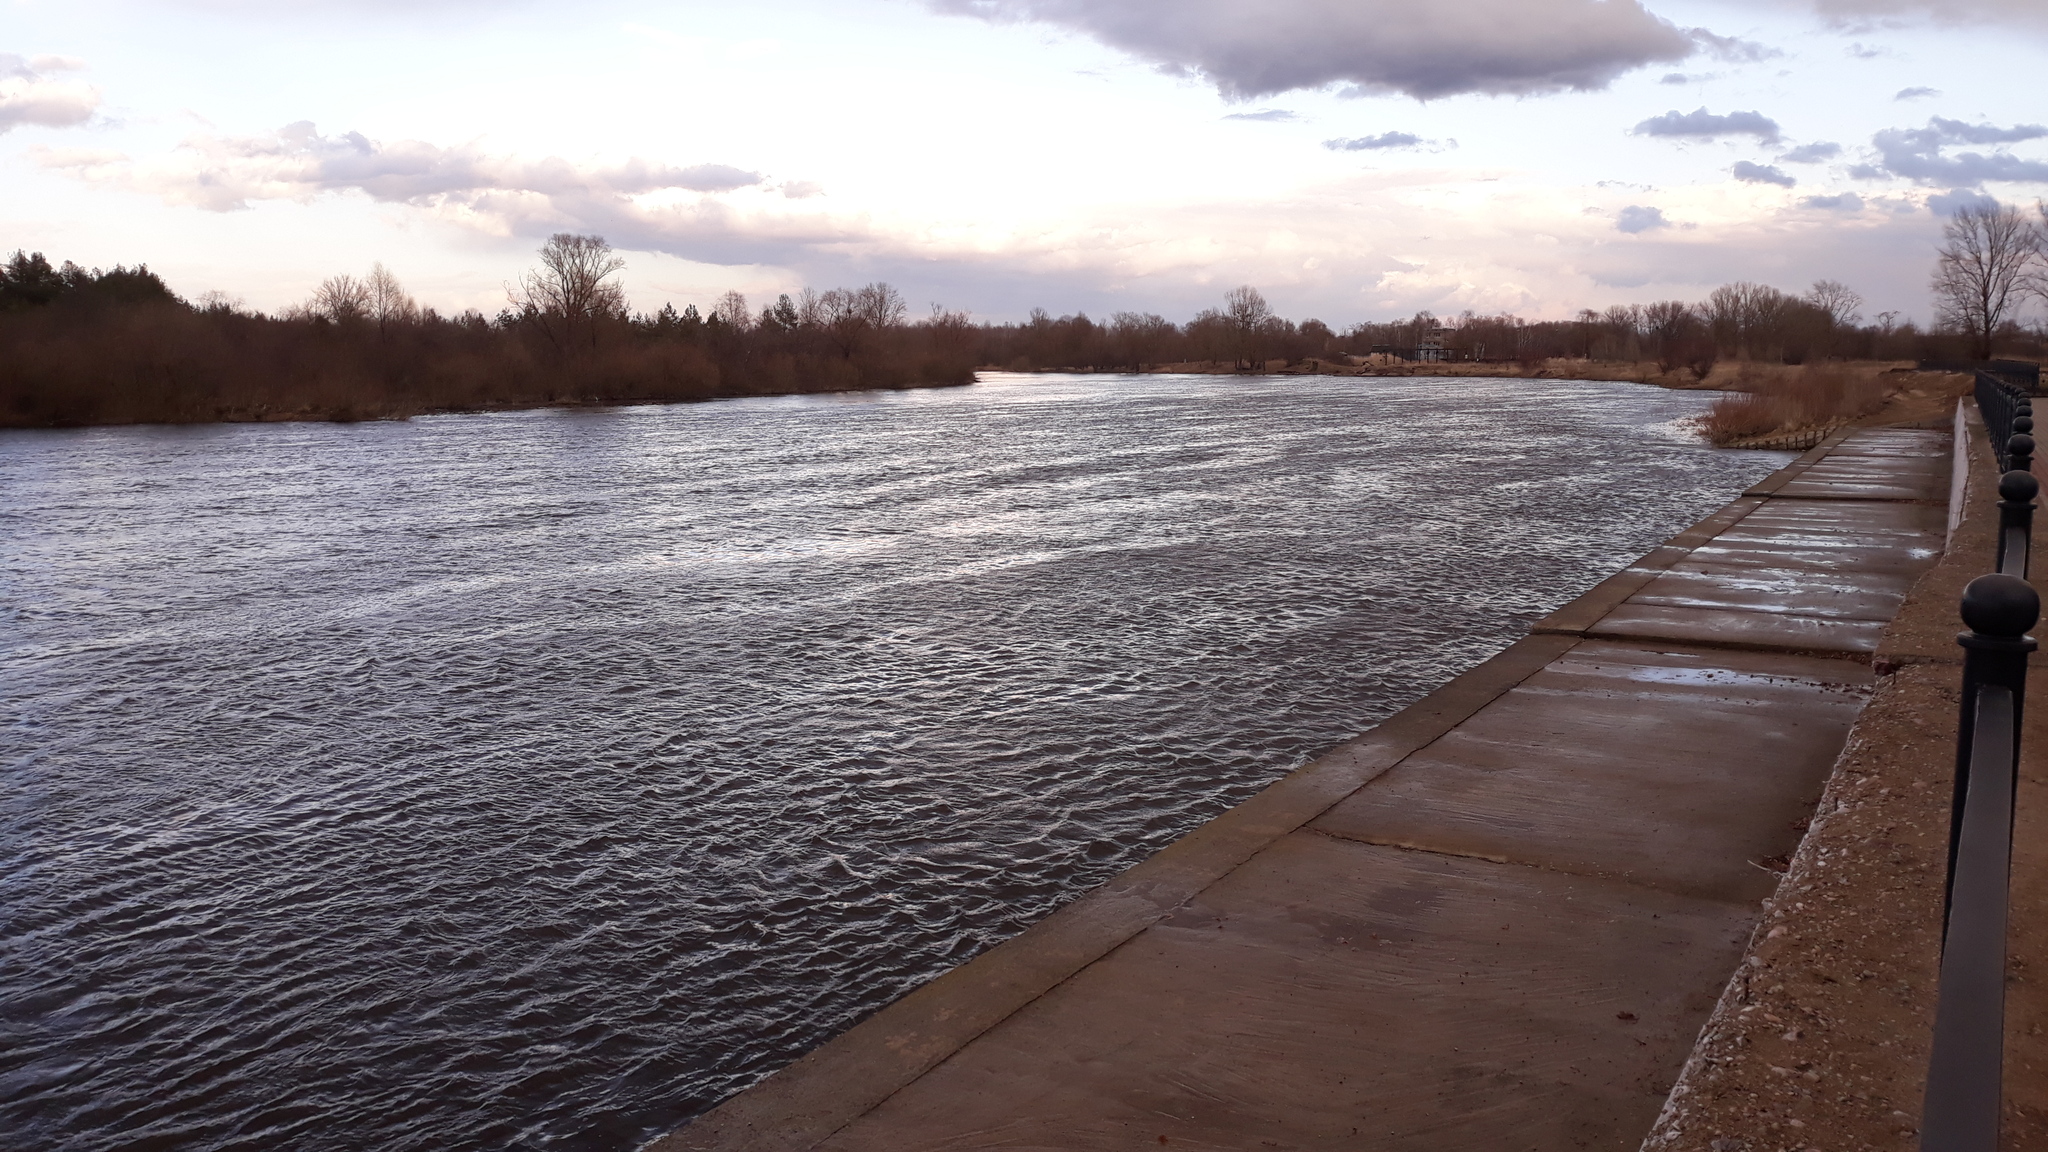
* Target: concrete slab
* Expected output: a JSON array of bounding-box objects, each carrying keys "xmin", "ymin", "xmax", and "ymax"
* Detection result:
[
  {"xmin": 1311, "ymin": 641, "xmax": 1872, "ymax": 903},
  {"xmin": 1586, "ymin": 603, "xmax": 1888, "ymax": 654},
  {"xmin": 1623, "ymin": 566, "xmax": 1915, "ymax": 621},
  {"xmin": 1769, "ymin": 471, "xmax": 1941, "ymax": 498},
  {"xmin": 1583, "ymin": 500, "xmax": 1945, "ymax": 654},
  {"xmin": 816, "ymin": 837, "xmax": 1755, "ymax": 1152},
  {"xmin": 1828, "ymin": 429, "xmax": 1950, "ymax": 457}
]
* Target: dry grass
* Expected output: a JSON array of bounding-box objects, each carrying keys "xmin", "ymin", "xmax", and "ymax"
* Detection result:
[{"xmin": 1695, "ymin": 363, "xmax": 1895, "ymax": 446}]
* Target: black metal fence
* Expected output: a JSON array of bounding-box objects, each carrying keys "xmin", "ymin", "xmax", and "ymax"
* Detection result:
[
  {"xmin": 1922, "ymin": 393, "xmax": 2038, "ymax": 1151},
  {"xmin": 1976, "ymin": 370, "xmax": 2035, "ymax": 472}
]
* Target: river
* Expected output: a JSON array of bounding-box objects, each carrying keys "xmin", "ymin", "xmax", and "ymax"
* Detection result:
[{"xmin": 0, "ymin": 373, "xmax": 1791, "ymax": 1150}]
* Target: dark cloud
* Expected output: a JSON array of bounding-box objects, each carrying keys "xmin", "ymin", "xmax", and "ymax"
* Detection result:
[
  {"xmin": 929, "ymin": 0, "xmax": 1697, "ymax": 100},
  {"xmin": 1222, "ymin": 109, "xmax": 1296, "ymax": 122},
  {"xmin": 0, "ymin": 53, "xmax": 100, "ymax": 133},
  {"xmin": 1862, "ymin": 117, "xmax": 2048, "ymax": 185},
  {"xmin": 1802, "ymin": 192, "xmax": 1865, "ymax": 211},
  {"xmin": 1633, "ymin": 107, "xmax": 1782, "ymax": 142},
  {"xmin": 1732, "ymin": 161, "xmax": 1796, "ymax": 187},
  {"xmin": 1659, "ymin": 72, "xmax": 1694, "ymax": 84},
  {"xmin": 1616, "ymin": 205, "xmax": 1668, "ymax": 233},
  {"xmin": 1779, "ymin": 141, "xmax": 1842, "ymax": 163},
  {"xmin": 1894, "ymin": 86, "xmax": 1940, "ymax": 100},
  {"xmin": 1324, "ymin": 132, "xmax": 1423, "ymax": 151}
]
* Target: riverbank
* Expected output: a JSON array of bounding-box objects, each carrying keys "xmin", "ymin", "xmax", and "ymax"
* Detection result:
[
  {"xmin": 656, "ymin": 423, "xmax": 1954, "ymax": 1150},
  {"xmin": 1643, "ymin": 401, "xmax": 2048, "ymax": 1150}
]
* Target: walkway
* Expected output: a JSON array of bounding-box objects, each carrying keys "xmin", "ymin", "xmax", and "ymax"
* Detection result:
[{"xmin": 659, "ymin": 427, "xmax": 1953, "ymax": 1152}]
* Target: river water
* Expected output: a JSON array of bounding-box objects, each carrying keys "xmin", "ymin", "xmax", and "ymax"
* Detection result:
[{"xmin": 0, "ymin": 373, "xmax": 1790, "ymax": 1151}]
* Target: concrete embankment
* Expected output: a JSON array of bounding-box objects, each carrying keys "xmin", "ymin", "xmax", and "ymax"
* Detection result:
[
  {"xmin": 1644, "ymin": 403, "xmax": 2048, "ymax": 1151},
  {"xmin": 655, "ymin": 425, "xmax": 1956, "ymax": 1152}
]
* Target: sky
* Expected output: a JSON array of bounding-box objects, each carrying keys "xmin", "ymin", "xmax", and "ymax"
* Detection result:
[{"xmin": 4, "ymin": 0, "xmax": 2047, "ymax": 326}]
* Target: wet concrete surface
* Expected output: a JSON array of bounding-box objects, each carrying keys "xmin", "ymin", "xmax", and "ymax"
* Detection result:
[
  {"xmin": 1645, "ymin": 405, "xmax": 2048, "ymax": 1152},
  {"xmin": 659, "ymin": 426, "xmax": 1954, "ymax": 1152}
]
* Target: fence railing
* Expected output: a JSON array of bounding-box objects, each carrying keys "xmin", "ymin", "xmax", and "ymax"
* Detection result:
[
  {"xmin": 1920, "ymin": 393, "xmax": 2038, "ymax": 1152},
  {"xmin": 1975, "ymin": 371, "xmax": 2035, "ymax": 472}
]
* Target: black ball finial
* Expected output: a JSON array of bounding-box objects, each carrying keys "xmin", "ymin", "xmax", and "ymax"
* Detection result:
[
  {"xmin": 2018, "ymin": 416, "xmax": 2036, "ymax": 434},
  {"xmin": 1962, "ymin": 573, "xmax": 2040, "ymax": 638},
  {"xmin": 2011, "ymin": 433, "xmax": 2037, "ymax": 458},
  {"xmin": 2000, "ymin": 470, "xmax": 2040, "ymax": 502}
]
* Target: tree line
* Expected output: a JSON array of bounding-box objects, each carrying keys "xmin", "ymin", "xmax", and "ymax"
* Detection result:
[
  {"xmin": 5, "ymin": 210, "xmax": 2046, "ymax": 428},
  {"xmin": 974, "ymin": 273, "xmax": 2043, "ymax": 376},
  {"xmin": 0, "ymin": 234, "xmax": 977, "ymax": 427},
  {"xmin": 973, "ymin": 201, "xmax": 2048, "ymax": 374}
]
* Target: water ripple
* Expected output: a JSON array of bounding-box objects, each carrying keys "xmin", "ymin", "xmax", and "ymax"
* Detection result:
[{"xmin": 0, "ymin": 373, "xmax": 1789, "ymax": 1150}]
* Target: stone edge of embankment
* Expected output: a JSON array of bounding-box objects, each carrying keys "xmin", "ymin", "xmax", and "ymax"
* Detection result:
[
  {"xmin": 648, "ymin": 441, "xmax": 1844, "ymax": 1152},
  {"xmin": 1637, "ymin": 402, "xmax": 1997, "ymax": 1152}
]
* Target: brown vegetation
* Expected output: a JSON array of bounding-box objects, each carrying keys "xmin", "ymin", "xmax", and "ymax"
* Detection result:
[
  {"xmin": 1692, "ymin": 363, "xmax": 1928, "ymax": 446},
  {"xmin": 0, "ymin": 237, "xmax": 977, "ymax": 428},
  {"xmin": 969, "ymin": 280, "xmax": 2045, "ymax": 377}
]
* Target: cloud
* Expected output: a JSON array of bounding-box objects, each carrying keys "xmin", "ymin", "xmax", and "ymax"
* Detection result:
[
  {"xmin": 0, "ymin": 53, "xmax": 101, "ymax": 133},
  {"xmin": 1894, "ymin": 86, "xmax": 1940, "ymax": 100},
  {"xmin": 1926, "ymin": 187, "xmax": 2001, "ymax": 216},
  {"xmin": 1633, "ymin": 107, "xmax": 1782, "ymax": 142},
  {"xmin": 1616, "ymin": 205, "xmax": 1668, "ymax": 233},
  {"xmin": 1861, "ymin": 117, "xmax": 2048, "ymax": 185},
  {"xmin": 1687, "ymin": 29, "xmax": 1781, "ymax": 62},
  {"xmin": 929, "ymin": 0, "xmax": 1697, "ymax": 100},
  {"xmin": 1807, "ymin": 0, "xmax": 2048, "ymax": 30},
  {"xmin": 1324, "ymin": 132, "xmax": 1424, "ymax": 151},
  {"xmin": 1732, "ymin": 161, "xmax": 1796, "ymax": 187},
  {"xmin": 1779, "ymin": 141, "xmax": 1842, "ymax": 163},
  {"xmin": 39, "ymin": 121, "xmax": 765, "ymax": 212},
  {"xmin": 1223, "ymin": 108, "xmax": 1296, "ymax": 122},
  {"xmin": 1801, "ymin": 192, "xmax": 1864, "ymax": 212}
]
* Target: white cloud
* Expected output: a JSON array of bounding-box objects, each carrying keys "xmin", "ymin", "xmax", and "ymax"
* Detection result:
[
  {"xmin": 0, "ymin": 53, "xmax": 101, "ymax": 133},
  {"xmin": 929, "ymin": 0, "xmax": 1695, "ymax": 100}
]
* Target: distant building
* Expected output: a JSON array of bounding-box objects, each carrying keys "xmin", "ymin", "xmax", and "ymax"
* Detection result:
[{"xmin": 1370, "ymin": 325, "xmax": 1457, "ymax": 363}]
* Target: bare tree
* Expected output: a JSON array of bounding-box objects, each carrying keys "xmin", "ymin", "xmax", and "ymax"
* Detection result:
[
  {"xmin": 512, "ymin": 233, "xmax": 627, "ymax": 351},
  {"xmin": 366, "ymin": 262, "xmax": 417, "ymax": 335},
  {"xmin": 313, "ymin": 274, "xmax": 371, "ymax": 323},
  {"xmin": 713, "ymin": 290, "xmax": 752, "ymax": 331},
  {"xmin": 1932, "ymin": 201, "xmax": 2039, "ymax": 359},
  {"xmin": 1109, "ymin": 311, "xmax": 1177, "ymax": 370},
  {"xmin": 1805, "ymin": 279, "xmax": 1863, "ymax": 328},
  {"xmin": 817, "ymin": 288, "xmax": 864, "ymax": 357},
  {"xmin": 853, "ymin": 282, "xmax": 907, "ymax": 329},
  {"xmin": 1223, "ymin": 285, "xmax": 1272, "ymax": 369},
  {"xmin": 2031, "ymin": 199, "xmax": 2048, "ymax": 310},
  {"xmin": 1705, "ymin": 281, "xmax": 1798, "ymax": 358}
]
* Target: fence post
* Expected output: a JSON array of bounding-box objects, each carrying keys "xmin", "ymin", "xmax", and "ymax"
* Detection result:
[
  {"xmin": 1924, "ymin": 573, "xmax": 2036, "ymax": 1152},
  {"xmin": 1997, "ymin": 471, "xmax": 2038, "ymax": 578},
  {"xmin": 1946, "ymin": 572, "xmax": 2036, "ymax": 921}
]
